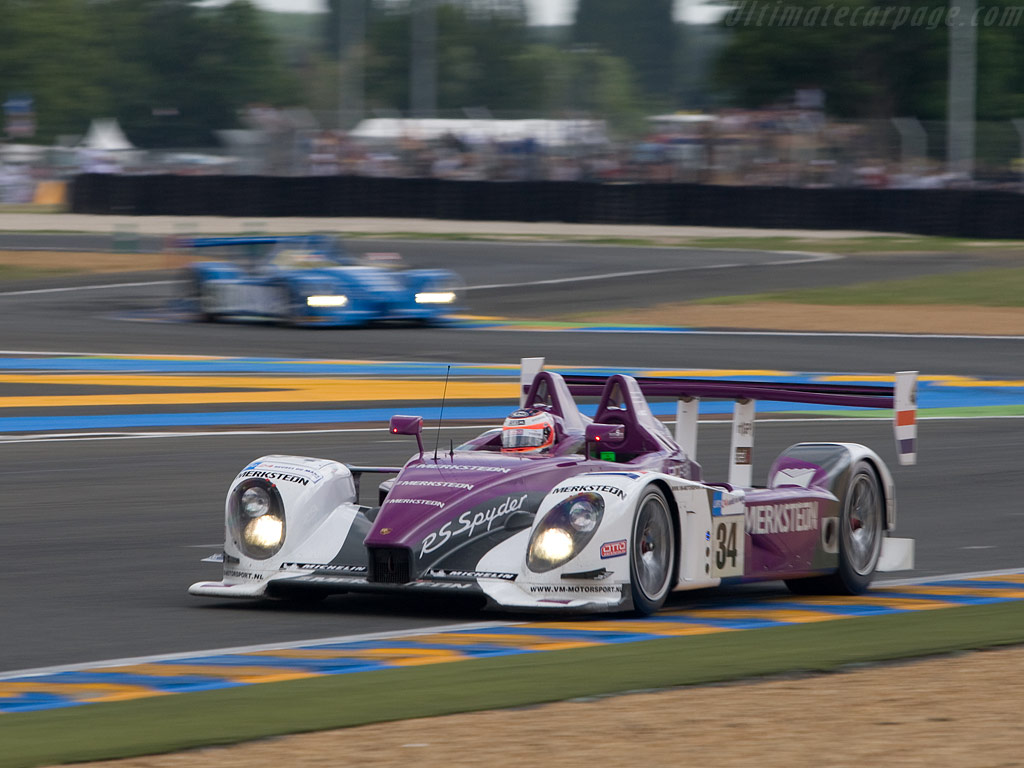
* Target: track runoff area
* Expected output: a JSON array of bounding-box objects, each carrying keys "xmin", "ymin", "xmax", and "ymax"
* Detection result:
[
  {"xmin": 1, "ymin": 352, "xmax": 1023, "ymax": 713},
  {"xmin": 1, "ymin": 570, "xmax": 1022, "ymax": 714}
]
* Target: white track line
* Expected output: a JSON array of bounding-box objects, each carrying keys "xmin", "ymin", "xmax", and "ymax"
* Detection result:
[
  {"xmin": 0, "ymin": 280, "xmax": 180, "ymax": 297},
  {"xmin": 464, "ymin": 250, "xmax": 837, "ymax": 291},
  {"xmin": 3, "ymin": 567, "xmax": 1020, "ymax": 682},
  {"xmin": 0, "ymin": 619, "xmax": 521, "ymax": 682},
  {"xmin": 0, "ymin": 248, "xmax": 835, "ymax": 297}
]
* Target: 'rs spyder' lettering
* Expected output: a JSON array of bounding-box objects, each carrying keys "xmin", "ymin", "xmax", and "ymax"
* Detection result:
[{"xmin": 421, "ymin": 494, "xmax": 528, "ymax": 556}]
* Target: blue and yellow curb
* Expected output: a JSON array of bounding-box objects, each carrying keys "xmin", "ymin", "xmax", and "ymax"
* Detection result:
[
  {"xmin": 1, "ymin": 354, "xmax": 1024, "ymax": 433},
  {"xmin": 2, "ymin": 573, "xmax": 1021, "ymax": 714}
]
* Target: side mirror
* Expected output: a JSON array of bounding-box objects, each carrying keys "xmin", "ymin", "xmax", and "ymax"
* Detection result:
[
  {"xmin": 585, "ymin": 422, "xmax": 625, "ymax": 445},
  {"xmin": 389, "ymin": 415, "xmax": 424, "ymax": 457}
]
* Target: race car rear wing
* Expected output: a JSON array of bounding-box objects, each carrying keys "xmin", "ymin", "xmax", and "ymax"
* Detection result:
[
  {"xmin": 176, "ymin": 235, "xmax": 334, "ymax": 249},
  {"xmin": 520, "ymin": 358, "xmax": 917, "ymax": 486}
]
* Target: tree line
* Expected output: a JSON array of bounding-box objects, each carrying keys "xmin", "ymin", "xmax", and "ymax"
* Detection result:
[{"xmin": 1, "ymin": 0, "xmax": 1021, "ymax": 148}]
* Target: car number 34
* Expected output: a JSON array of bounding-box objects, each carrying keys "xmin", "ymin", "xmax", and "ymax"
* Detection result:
[{"xmin": 711, "ymin": 517, "xmax": 744, "ymax": 578}]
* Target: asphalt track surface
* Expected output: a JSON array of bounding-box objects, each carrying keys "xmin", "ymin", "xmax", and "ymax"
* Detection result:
[
  {"xmin": 1, "ymin": 236, "xmax": 1022, "ymax": 674},
  {"xmin": 1, "ymin": 238, "xmax": 1022, "ymax": 377}
]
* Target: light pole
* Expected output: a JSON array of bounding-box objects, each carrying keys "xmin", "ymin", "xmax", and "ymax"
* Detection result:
[
  {"xmin": 410, "ymin": 0, "xmax": 437, "ymax": 118},
  {"xmin": 947, "ymin": 0, "xmax": 976, "ymax": 178}
]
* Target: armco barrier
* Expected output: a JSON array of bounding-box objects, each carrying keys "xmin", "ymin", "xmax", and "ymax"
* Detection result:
[{"xmin": 70, "ymin": 174, "xmax": 1024, "ymax": 238}]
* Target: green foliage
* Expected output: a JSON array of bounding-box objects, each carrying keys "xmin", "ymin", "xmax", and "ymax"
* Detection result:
[
  {"xmin": 0, "ymin": 0, "xmax": 118, "ymax": 139},
  {"xmin": 364, "ymin": 1, "xmax": 543, "ymax": 113},
  {"xmin": 696, "ymin": 266, "xmax": 1024, "ymax": 306},
  {"xmin": 714, "ymin": 0, "xmax": 1024, "ymax": 119},
  {"xmin": 572, "ymin": 0, "xmax": 677, "ymax": 100},
  {"xmin": 0, "ymin": 0, "xmax": 298, "ymax": 146}
]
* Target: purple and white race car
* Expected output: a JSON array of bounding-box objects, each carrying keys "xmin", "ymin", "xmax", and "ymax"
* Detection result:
[{"xmin": 190, "ymin": 359, "xmax": 918, "ymax": 614}]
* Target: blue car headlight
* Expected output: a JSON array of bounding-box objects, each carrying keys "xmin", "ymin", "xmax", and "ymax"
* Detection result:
[
  {"xmin": 306, "ymin": 294, "xmax": 348, "ymax": 308},
  {"xmin": 527, "ymin": 493, "xmax": 604, "ymax": 573}
]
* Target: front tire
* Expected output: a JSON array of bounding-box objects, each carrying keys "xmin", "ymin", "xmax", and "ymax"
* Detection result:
[
  {"xmin": 629, "ymin": 488, "xmax": 675, "ymax": 615},
  {"xmin": 785, "ymin": 461, "xmax": 884, "ymax": 595},
  {"xmin": 188, "ymin": 273, "xmax": 219, "ymax": 322}
]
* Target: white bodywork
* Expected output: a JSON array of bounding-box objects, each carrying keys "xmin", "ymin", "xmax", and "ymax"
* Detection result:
[{"xmin": 189, "ymin": 455, "xmax": 363, "ymax": 598}]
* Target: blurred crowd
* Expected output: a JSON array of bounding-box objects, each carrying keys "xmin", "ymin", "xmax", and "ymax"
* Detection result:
[{"xmin": 3, "ymin": 109, "xmax": 1023, "ymax": 204}]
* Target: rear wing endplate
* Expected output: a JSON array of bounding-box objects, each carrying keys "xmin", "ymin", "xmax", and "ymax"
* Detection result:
[{"xmin": 520, "ymin": 358, "xmax": 918, "ymax": 485}]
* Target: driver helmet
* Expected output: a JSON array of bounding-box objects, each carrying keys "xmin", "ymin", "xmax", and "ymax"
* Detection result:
[{"xmin": 501, "ymin": 408, "xmax": 557, "ymax": 453}]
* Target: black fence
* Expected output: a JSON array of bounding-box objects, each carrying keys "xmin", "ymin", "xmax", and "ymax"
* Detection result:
[{"xmin": 71, "ymin": 174, "xmax": 1024, "ymax": 238}]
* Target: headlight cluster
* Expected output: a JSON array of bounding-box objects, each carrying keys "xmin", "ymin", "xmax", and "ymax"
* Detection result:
[
  {"xmin": 414, "ymin": 291, "xmax": 457, "ymax": 304},
  {"xmin": 229, "ymin": 479, "xmax": 286, "ymax": 559},
  {"xmin": 307, "ymin": 295, "xmax": 348, "ymax": 307},
  {"xmin": 527, "ymin": 493, "xmax": 604, "ymax": 573}
]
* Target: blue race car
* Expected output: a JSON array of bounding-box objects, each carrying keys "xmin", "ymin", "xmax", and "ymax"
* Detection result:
[{"xmin": 181, "ymin": 235, "xmax": 462, "ymax": 327}]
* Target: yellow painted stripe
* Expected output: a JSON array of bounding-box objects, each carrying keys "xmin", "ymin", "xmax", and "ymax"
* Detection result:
[
  {"xmin": 977, "ymin": 574, "xmax": 1024, "ymax": 584},
  {"xmin": 878, "ymin": 585, "xmax": 1024, "ymax": 599},
  {"xmin": 0, "ymin": 682, "xmax": 169, "ymax": 704},
  {"xmin": 938, "ymin": 379, "xmax": 1024, "ymax": 388},
  {"xmin": 786, "ymin": 596, "xmax": 956, "ymax": 611},
  {"xmin": 526, "ymin": 621, "xmax": 733, "ymax": 637},
  {"xmin": 93, "ymin": 664, "xmax": 318, "ymax": 684},
  {"xmin": 0, "ymin": 375, "xmax": 515, "ymax": 408},
  {"xmin": 678, "ymin": 608, "xmax": 853, "ymax": 624},
  {"xmin": 353, "ymin": 650, "xmax": 467, "ymax": 667},
  {"xmin": 820, "ymin": 373, "xmax": 1024, "ymax": 388},
  {"xmin": 248, "ymin": 647, "xmax": 466, "ymax": 666},
  {"xmin": 381, "ymin": 632, "xmax": 603, "ymax": 651}
]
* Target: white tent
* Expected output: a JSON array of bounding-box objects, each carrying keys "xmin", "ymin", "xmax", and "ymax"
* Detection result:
[
  {"xmin": 80, "ymin": 118, "xmax": 134, "ymax": 151},
  {"xmin": 348, "ymin": 118, "xmax": 608, "ymax": 148}
]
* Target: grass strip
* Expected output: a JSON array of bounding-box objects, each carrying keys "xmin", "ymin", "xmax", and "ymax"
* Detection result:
[
  {"xmin": 1, "ymin": 602, "xmax": 1022, "ymax": 767},
  {"xmin": 696, "ymin": 266, "xmax": 1024, "ymax": 307},
  {"xmin": 0, "ymin": 265, "xmax": 76, "ymax": 281}
]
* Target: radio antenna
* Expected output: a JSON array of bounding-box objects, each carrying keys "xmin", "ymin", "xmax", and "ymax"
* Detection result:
[{"xmin": 433, "ymin": 365, "xmax": 451, "ymax": 461}]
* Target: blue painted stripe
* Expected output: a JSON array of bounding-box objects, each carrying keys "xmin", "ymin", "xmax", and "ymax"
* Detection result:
[
  {"xmin": 473, "ymin": 627, "xmax": 664, "ymax": 644},
  {"xmin": 922, "ymin": 579, "xmax": 1024, "ymax": 589},
  {"xmin": 650, "ymin": 615, "xmax": 787, "ymax": 629},
  {"xmin": 0, "ymin": 400, "xmax": 890, "ymax": 433},
  {"xmin": 2, "ymin": 575, "xmax": 1023, "ymax": 715},
  {"xmin": 7, "ymin": 671, "xmax": 244, "ymax": 690},
  {"xmin": 160, "ymin": 655, "xmax": 376, "ymax": 672},
  {"xmin": 870, "ymin": 591, "xmax": 1011, "ymax": 605},
  {"xmin": 0, "ymin": 693, "xmax": 87, "ymax": 714},
  {"xmin": 679, "ymin": 601, "xmax": 902, "ymax": 617}
]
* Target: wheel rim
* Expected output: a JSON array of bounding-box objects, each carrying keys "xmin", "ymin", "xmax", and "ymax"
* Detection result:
[
  {"xmin": 844, "ymin": 472, "xmax": 882, "ymax": 576},
  {"xmin": 632, "ymin": 494, "xmax": 672, "ymax": 601}
]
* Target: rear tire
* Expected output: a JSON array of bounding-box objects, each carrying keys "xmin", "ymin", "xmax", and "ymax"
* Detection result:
[
  {"xmin": 785, "ymin": 461, "xmax": 884, "ymax": 596},
  {"xmin": 629, "ymin": 488, "xmax": 675, "ymax": 615}
]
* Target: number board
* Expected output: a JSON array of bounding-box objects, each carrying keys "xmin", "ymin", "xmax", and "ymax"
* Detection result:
[{"xmin": 711, "ymin": 489, "xmax": 745, "ymax": 579}]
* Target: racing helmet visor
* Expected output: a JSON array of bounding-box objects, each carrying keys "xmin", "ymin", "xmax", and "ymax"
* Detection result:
[{"xmin": 501, "ymin": 410, "xmax": 555, "ymax": 452}]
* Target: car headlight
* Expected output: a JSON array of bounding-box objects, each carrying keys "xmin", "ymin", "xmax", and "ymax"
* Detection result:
[
  {"xmin": 527, "ymin": 492, "xmax": 604, "ymax": 573},
  {"xmin": 414, "ymin": 291, "xmax": 456, "ymax": 304},
  {"xmin": 307, "ymin": 295, "xmax": 348, "ymax": 307},
  {"xmin": 229, "ymin": 479, "xmax": 286, "ymax": 559}
]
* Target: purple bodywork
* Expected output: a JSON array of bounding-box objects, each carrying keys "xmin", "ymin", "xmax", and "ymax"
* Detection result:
[
  {"xmin": 293, "ymin": 370, "xmax": 897, "ymax": 596},
  {"xmin": 364, "ymin": 371, "xmax": 695, "ymax": 578}
]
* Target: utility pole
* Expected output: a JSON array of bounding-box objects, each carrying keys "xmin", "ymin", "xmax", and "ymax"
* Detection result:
[
  {"xmin": 947, "ymin": 0, "xmax": 976, "ymax": 178},
  {"xmin": 410, "ymin": 0, "xmax": 438, "ymax": 117}
]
